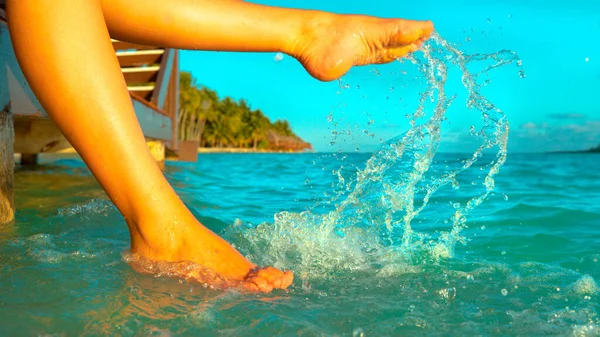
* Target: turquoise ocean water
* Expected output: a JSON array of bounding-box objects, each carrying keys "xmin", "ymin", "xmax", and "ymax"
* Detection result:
[
  {"xmin": 0, "ymin": 152, "xmax": 599, "ymax": 336},
  {"xmin": 1, "ymin": 36, "xmax": 599, "ymax": 336}
]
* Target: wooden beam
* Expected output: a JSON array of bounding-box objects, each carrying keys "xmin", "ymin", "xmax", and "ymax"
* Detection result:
[
  {"xmin": 116, "ymin": 50, "xmax": 164, "ymax": 68},
  {"xmin": 151, "ymin": 49, "xmax": 174, "ymax": 109},
  {"xmin": 13, "ymin": 117, "xmax": 71, "ymax": 154},
  {"xmin": 130, "ymin": 95, "xmax": 172, "ymax": 141},
  {"xmin": 128, "ymin": 86, "xmax": 154, "ymax": 101},
  {"xmin": 0, "ymin": 104, "xmax": 14, "ymax": 225},
  {"xmin": 112, "ymin": 40, "xmax": 160, "ymax": 51},
  {"xmin": 122, "ymin": 66, "xmax": 160, "ymax": 85},
  {"xmin": 164, "ymin": 50, "xmax": 180, "ymax": 152}
]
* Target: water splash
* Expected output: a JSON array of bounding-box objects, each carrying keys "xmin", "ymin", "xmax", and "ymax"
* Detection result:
[{"xmin": 227, "ymin": 33, "xmax": 523, "ymax": 278}]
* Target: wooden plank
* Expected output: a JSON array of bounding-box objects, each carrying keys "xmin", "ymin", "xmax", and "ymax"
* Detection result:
[
  {"xmin": 122, "ymin": 66, "xmax": 160, "ymax": 85},
  {"xmin": 151, "ymin": 49, "xmax": 174, "ymax": 109},
  {"xmin": 13, "ymin": 117, "xmax": 72, "ymax": 154},
  {"xmin": 164, "ymin": 50, "xmax": 180, "ymax": 151},
  {"xmin": 112, "ymin": 40, "xmax": 160, "ymax": 51},
  {"xmin": 117, "ymin": 50, "xmax": 164, "ymax": 67},
  {"xmin": 131, "ymin": 96, "xmax": 172, "ymax": 141},
  {"xmin": 129, "ymin": 86, "xmax": 154, "ymax": 101}
]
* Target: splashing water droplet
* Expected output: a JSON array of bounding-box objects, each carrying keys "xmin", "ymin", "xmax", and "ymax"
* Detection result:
[
  {"xmin": 227, "ymin": 33, "xmax": 520, "ymax": 277},
  {"xmin": 503, "ymin": 194, "xmax": 509, "ymax": 201},
  {"xmin": 274, "ymin": 53, "xmax": 284, "ymax": 62},
  {"xmin": 353, "ymin": 328, "xmax": 365, "ymax": 337},
  {"xmin": 501, "ymin": 289, "xmax": 508, "ymax": 296}
]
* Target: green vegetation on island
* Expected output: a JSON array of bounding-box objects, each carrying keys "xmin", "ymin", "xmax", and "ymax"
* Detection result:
[
  {"xmin": 178, "ymin": 72, "xmax": 311, "ymax": 152},
  {"xmin": 549, "ymin": 144, "xmax": 600, "ymax": 154},
  {"xmin": 587, "ymin": 145, "xmax": 600, "ymax": 153}
]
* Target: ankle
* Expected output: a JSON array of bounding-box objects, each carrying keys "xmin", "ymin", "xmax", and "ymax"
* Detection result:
[
  {"xmin": 286, "ymin": 10, "xmax": 336, "ymax": 58},
  {"xmin": 126, "ymin": 206, "xmax": 193, "ymax": 258}
]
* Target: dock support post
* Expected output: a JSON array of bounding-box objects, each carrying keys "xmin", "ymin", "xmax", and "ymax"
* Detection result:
[
  {"xmin": 0, "ymin": 104, "xmax": 15, "ymax": 224},
  {"xmin": 147, "ymin": 139, "xmax": 165, "ymax": 169},
  {"xmin": 20, "ymin": 153, "xmax": 38, "ymax": 165}
]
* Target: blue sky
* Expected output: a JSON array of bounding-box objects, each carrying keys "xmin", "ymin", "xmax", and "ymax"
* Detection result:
[{"xmin": 180, "ymin": 0, "xmax": 600, "ymax": 152}]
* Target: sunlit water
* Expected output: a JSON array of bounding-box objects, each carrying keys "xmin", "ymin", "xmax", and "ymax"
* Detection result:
[{"xmin": 2, "ymin": 37, "xmax": 600, "ymax": 335}]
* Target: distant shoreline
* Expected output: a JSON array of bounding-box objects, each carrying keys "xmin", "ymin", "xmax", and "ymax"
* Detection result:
[
  {"xmin": 547, "ymin": 150, "xmax": 600, "ymax": 154},
  {"xmin": 197, "ymin": 147, "xmax": 314, "ymax": 154}
]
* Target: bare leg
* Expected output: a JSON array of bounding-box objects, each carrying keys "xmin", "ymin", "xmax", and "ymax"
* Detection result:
[
  {"xmin": 7, "ymin": 0, "xmax": 433, "ymax": 292},
  {"xmin": 100, "ymin": 0, "xmax": 434, "ymax": 81},
  {"xmin": 6, "ymin": 0, "xmax": 291, "ymax": 292}
]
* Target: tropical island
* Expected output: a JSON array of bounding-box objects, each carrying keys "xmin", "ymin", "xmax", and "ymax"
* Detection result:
[
  {"xmin": 588, "ymin": 145, "xmax": 600, "ymax": 153},
  {"xmin": 178, "ymin": 72, "xmax": 312, "ymax": 153},
  {"xmin": 549, "ymin": 144, "xmax": 600, "ymax": 154}
]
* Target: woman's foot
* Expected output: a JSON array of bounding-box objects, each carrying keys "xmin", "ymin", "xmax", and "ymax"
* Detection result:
[
  {"xmin": 127, "ymin": 204, "xmax": 293, "ymax": 293},
  {"xmin": 290, "ymin": 13, "xmax": 434, "ymax": 81}
]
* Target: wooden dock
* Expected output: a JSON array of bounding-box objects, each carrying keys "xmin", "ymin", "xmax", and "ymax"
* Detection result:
[{"xmin": 0, "ymin": 13, "xmax": 184, "ymax": 224}]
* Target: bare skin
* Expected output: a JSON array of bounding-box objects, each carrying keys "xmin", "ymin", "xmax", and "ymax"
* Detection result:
[{"xmin": 6, "ymin": 0, "xmax": 433, "ymax": 292}]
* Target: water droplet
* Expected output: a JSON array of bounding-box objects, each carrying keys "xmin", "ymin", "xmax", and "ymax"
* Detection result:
[
  {"xmin": 356, "ymin": 85, "xmax": 361, "ymax": 89},
  {"xmin": 453, "ymin": 202, "xmax": 461, "ymax": 209},
  {"xmin": 352, "ymin": 328, "xmax": 365, "ymax": 337},
  {"xmin": 585, "ymin": 57, "xmax": 590, "ymax": 62},
  {"xmin": 438, "ymin": 287, "xmax": 457, "ymax": 300},
  {"xmin": 503, "ymin": 194, "xmax": 509, "ymax": 201},
  {"xmin": 518, "ymin": 69, "xmax": 526, "ymax": 78},
  {"xmin": 487, "ymin": 18, "xmax": 492, "ymax": 23},
  {"xmin": 480, "ymin": 225, "xmax": 486, "ymax": 230},
  {"xmin": 501, "ymin": 250, "xmax": 506, "ymax": 255},
  {"xmin": 329, "ymin": 141, "xmax": 336, "ymax": 146},
  {"xmin": 501, "ymin": 289, "xmax": 508, "ymax": 296},
  {"xmin": 274, "ymin": 53, "xmax": 284, "ymax": 62},
  {"xmin": 452, "ymin": 180, "xmax": 460, "ymax": 190}
]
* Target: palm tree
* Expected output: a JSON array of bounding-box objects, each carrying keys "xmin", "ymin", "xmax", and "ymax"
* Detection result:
[{"xmin": 178, "ymin": 71, "xmax": 311, "ymax": 151}]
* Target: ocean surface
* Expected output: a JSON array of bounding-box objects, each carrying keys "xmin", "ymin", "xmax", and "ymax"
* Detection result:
[{"xmin": 1, "ymin": 152, "xmax": 599, "ymax": 336}]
